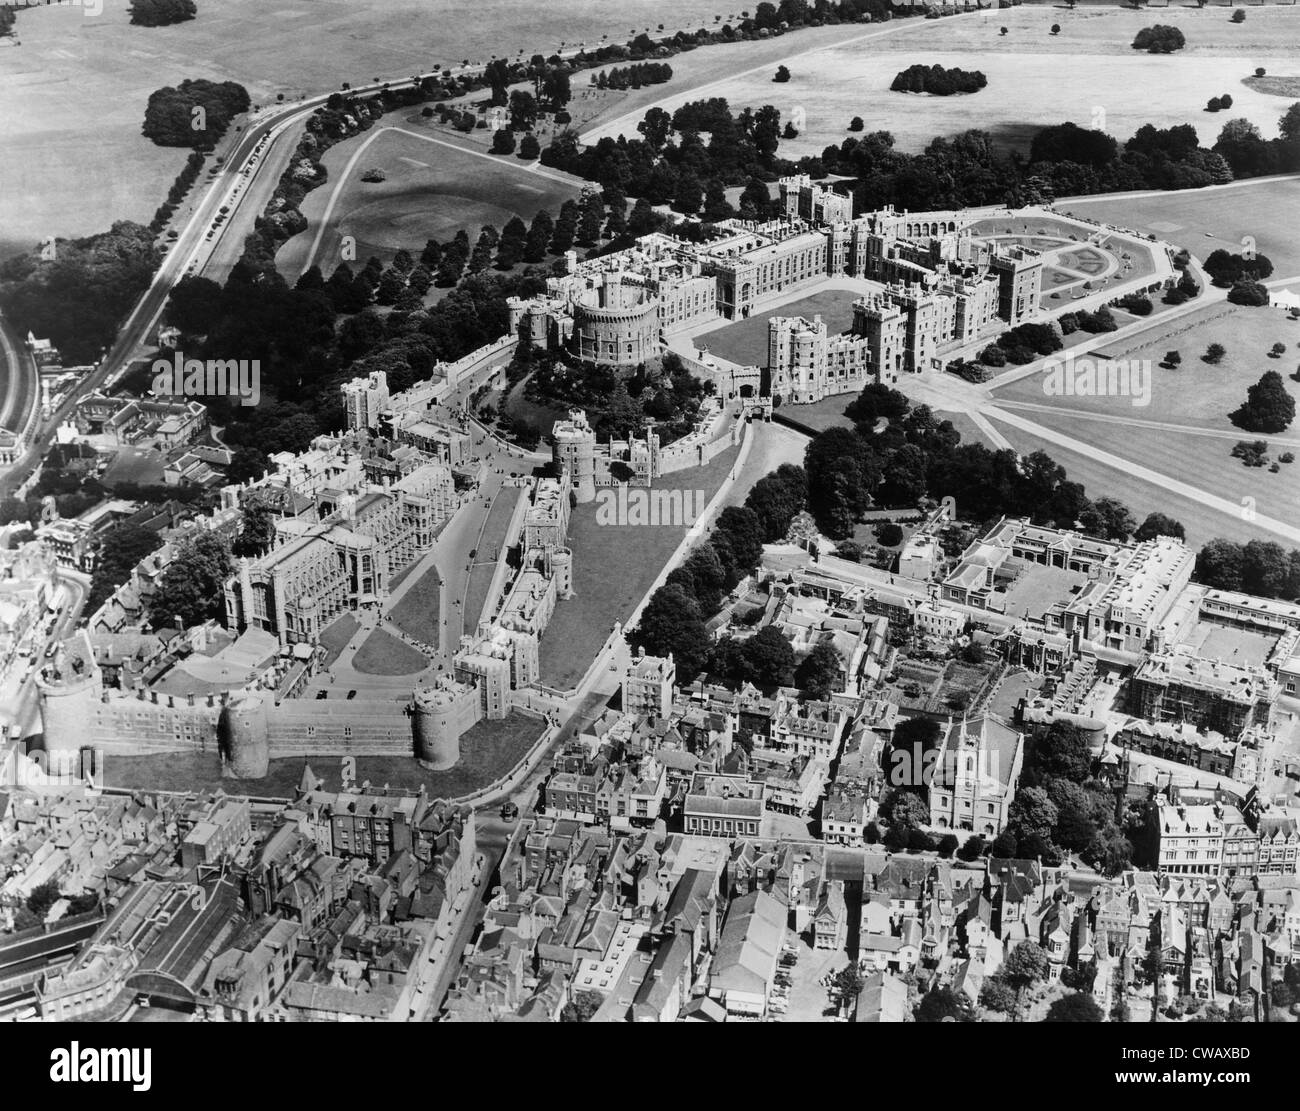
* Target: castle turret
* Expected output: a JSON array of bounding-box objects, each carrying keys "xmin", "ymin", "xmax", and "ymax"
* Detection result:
[
  {"xmin": 551, "ymin": 547, "xmax": 573, "ymax": 599},
  {"xmin": 412, "ymin": 678, "xmax": 475, "ymax": 770},
  {"xmin": 220, "ymin": 690, "xmax": 270, "ymax": 780},
  {"xmin": 552, "ymin": 409, "xmax": 597, "ymax": 504}
]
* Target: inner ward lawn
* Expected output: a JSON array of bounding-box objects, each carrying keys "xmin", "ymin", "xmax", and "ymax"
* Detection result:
[
  {"xmin": 696, "ymin": 288, "xmax": 864, "ymax": 368},
  {"xmin": 389, "ymin": 564, "xmax": 442, "ymax": 647},
  {"xmin": 352, "ymin": 628, "xmax": 430, "ymax": 676},
  {"xmin": 539, "ymin": 444, "xmax": 740, "ymax": 690}
]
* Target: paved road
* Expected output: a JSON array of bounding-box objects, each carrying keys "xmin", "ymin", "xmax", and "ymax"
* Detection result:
[{"xmin": 0, "ymin": 314, "xmax": 39, "ymax": 444}]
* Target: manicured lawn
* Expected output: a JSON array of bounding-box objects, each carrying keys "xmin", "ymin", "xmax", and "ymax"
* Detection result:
[
  {"xmin": 1061, "ymin": 174, "xmax": 1300, "ymax": 280},
  {"xmin": 1003, "ymin": 406, "xmax": 1300, "ymax": 532},
  {"xmin": 318, "ymin": 614, "xmax": 359, "ymax": 668},
  {"xmin": 352, "ymin": 628, "xmax": 429, "ymax": 675},
  {"xmin": 389, "ymin": 564, "xmax": 442, "ymax": 647},
  {"xmin": 990, "ymin": 301, "xmax": 1300, "ymax": 430},
  {"xmin": 595, "ymin": 8, "xmax": 1300, "ymax": 159},
  {"xmin": 540, "ymin": 444, "xmax": 739, "ymax": 689},
  {"xmin": 990, "ymin": 421, "xmax": 1289, "ymax": 550},
  {"xmin": 100, "ymin": 711, "xmax": 545, "ymax": 799},
  {"xmin": 697, "ymin": 288, "xmax": 863, "ymax": 368},
  {"xmin": 276, "ymin": 125, "xmax": 584, "ymax": 274}
]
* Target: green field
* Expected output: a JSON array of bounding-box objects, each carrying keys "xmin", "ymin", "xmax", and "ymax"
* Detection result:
[
  {"xmin": 1004, "ymin": 405, "xmax": 1300, "ymax": 531},
  {"xmin": 275, "ymin": 125, "xmax": 585, "ymax": 276},
  {"xmin": 991, "ymin": 301, "xmax": 1300, "ymax": 429},
  {"xmin": 2, "ymin": 0, "xmax": 728, "ymax": 258},
  {"xmin": 1060, "ymin": 175, "xmax": 1300, "ymax": 280},
  {"xmin": 540, "ymin": 443, "xmax": 740, "ymax": 689},
  {"xmin": 388, "ymin": 564, "xmax": 442, "ymax": 646},
  {"xmin": 697, "ymin": 287, "xmax": 863, "ymax": 367},
  {"xmin": 100, "ymin": 709, "xmax": 544, "ymax": 798},
  {"xmin": 352, "ymin": 627, "xmax": 430, "ymax": 675},
  {"xmin": 584, "ymin": 8, "xmax": 1300, "ymax": 157},
  {"xmin": 318, "ymin": 613, "xmax": 359, "ymax": 668},
  {"xmin": 990, "ymin": 420, "xmax": 1288, "ymax": 549}
]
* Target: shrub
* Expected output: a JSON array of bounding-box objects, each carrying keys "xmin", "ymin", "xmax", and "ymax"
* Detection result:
[{"xmin": 1132, "ymin": 25, "xmax": 1186, "ymax": 53}]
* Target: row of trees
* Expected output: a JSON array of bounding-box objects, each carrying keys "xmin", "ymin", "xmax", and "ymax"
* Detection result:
[
  {"xmin": 1195, "ymin": 537, "xmax": 1300, "ymax": 600},
  {"xmin": 592, "ymin": 62, "xmax": 674, "ymax": 90},
  {"xmin": 542, "ymin": 98, "xmax": 790, "ymax": 210},
  {"xmin": 632, "ymin": 464, "xmax": 808, "ymax": 680},
  {"xmin": 802, "ymin": 381, "xmax": 1165, "ymax": 546}
]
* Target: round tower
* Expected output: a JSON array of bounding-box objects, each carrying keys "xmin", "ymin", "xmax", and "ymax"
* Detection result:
[
  {"xmin": 551, "ymin": 547, "xmax": 574, "ymax": 599},
  {"xmin": 220, "ymin": 690, "xmax": 270, "ymax": 780},
  {"xmin": 553, "ymin": 410, "xmax": 597, "ymax": 504},
  {"xmin": 411, "ymin": 682, "xmax": 464, "ymax": 770}
]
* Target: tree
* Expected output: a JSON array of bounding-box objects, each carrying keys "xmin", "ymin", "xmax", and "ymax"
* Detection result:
[
  {"xmin": 1134, "ymin": 512, "xmax": 1185, "ymax": 542},
  {"xmin": 1195, "ymin": 538, "xmax": 1245, "ymax": 592},
  {"xmin": 849, "ymin": 116, "xmax": 864, "ymax": 132},
  {"xmin": 491, "ymin": 128, "xmax": 517, "ymax": 155},
  {"xmin": 26, "ymin": 879, "xmax": 61, "ymax": 921},
  {"xmin": 1228, "ymin": 280, "xmax": 1270, "ymax": 307},
  {"xmin": 1132, "ymin": 25, "xmax": 1185, "ymax": 53},
  {"xmin": 937, "ymin": 833, "xmax": 959, "ymax": 859},
  {"xmin": 633, "ymin": 583, "xmax": 710, "ymax": 678},
  {"xmin": 881, "ymin": 788, "xmax": 931, "ymax": 831},
  {"xmin": 1231, "ymin": 7, "xmax": 1245, "ymax": 22},
  {"xmin": 1163, "ymin": 350, "xmax": 1181, "ymax": 368},
  {"xmin": 1232, "ymin": 370, "xmax": 1296, "ymax": 433},
  {"xmin": 833, "ymin": 963, "xmax": 865, "ymax": 1005},
  {"xmin": 508, "ymin": 89, "xmax": 538, "ymax": 132},
  {"xmin": 979, "ymin": 975, "xmax": 1018, "ymax": 1015},
  {"xmin": 130, "ymin": 0, "xmax": 197, "ymax": 25},
  {"xmin": 1003, "ymin": 941, "xmax": 1050, "ymax": 995},
  {"xmin": 1006, "ymin": 786, "xmax": 1059, "ymax": 848},
  {"xmin": 1204, "ymin": 342, "xmax": 1226, "ymax": 365},
  {"xmin": 150, "ymin": 532, "xmax": 233, "ymax": 629},
  {"xmin": 773, "ymin": 65, "xmax": 791, "ymax": 82},
  {"xmin": 1079, "ymin": 496, "xmax": 1135, "ymax": 541},
  {"xmin": 794, "ymin": 640, "xmax": 841, "ymax": 700},
  {"xmin": 88, "ymin": 523, "xmax": 161, "ymax": 613},
  {"xmin": 231, "ymin": 491, "xmax": 278, "ymax": 558},
  {"xmin": 560, "ymin": 990, "xmax": 603, "ymax": 1022},
  {"xmin": 916, "ymin": 985, "xmax": 974, "ymax": 1022},
  {"xmin": 1045, "ymin": 992, "xmax": 1105, "ymax": 1022},
  {"xmin": 742, "ymin": 626, "xmax": 797, "ymax": 688},
  {"xmin": 958, "ymin": 835, "xmax": 986, "ymax": 862},
  {"xmin": 519, "ymin": 133, "xmax": 541, "ymax": 159}
]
